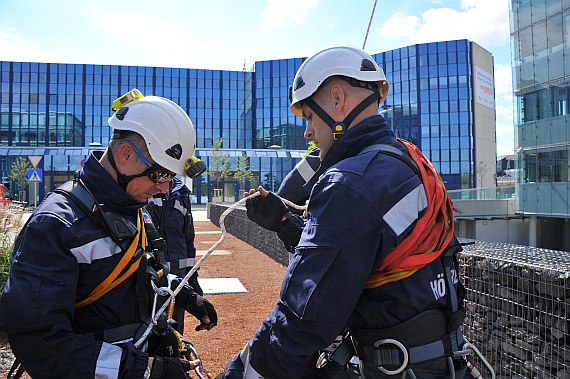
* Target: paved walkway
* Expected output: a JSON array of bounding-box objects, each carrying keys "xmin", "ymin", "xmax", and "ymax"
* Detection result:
[{"xmin": 192, "ymin": 204, "xmax": 208, "ymax": 222}]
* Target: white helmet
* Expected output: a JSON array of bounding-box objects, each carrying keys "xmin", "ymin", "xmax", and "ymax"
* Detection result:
[
  {"xmin": 108, "ymin": 91, "xmax": 196, "ymax": 176},
  {"xmin": 289, "ymin": 45, "xmax": 389, "ymax": 118}
]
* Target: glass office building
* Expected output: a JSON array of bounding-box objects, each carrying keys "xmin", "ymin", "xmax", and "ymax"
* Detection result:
[
  {"xmin": 254, "ymin": 39, "xmax": 496, "ymax": 190},
  {"xmin": 510, "ymin": 0, "xmax": 570, "ymax": 225},
  {"xmin": 0, "ymin": 38, "xmax": 495, "ymax": 204}
]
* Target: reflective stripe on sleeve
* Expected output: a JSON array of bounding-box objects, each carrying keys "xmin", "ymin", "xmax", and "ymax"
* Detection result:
[
  {"xmin": 70, "ymin": 237, "xmax": 122, "ymax": 264},
  {"xmin": 94, "ymin": 342, "xmax": 122, "ymax": 379},
  {"xmin": 383, "ymin": 184, "xmax": 428, "ymax": 236},
  {"xmin": 295, "ymin": 157, "xmax": 318, "ymax": 183}
]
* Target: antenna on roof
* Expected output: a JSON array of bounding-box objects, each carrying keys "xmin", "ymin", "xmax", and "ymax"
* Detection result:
[
  {"xmin": 243, "ymin": 59, "xmax": 246, "ymax": 71},
  {"xmin": 362, "ymin": 0, "xmax": 378, "ymax": 50}
]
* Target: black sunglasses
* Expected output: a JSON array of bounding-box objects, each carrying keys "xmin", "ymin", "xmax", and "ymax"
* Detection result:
[{"xmin": 119, "ymin": 141, "xmax": 175, "ymax": 184}]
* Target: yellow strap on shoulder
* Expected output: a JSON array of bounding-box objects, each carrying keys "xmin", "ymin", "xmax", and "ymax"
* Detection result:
[{"xmin": 75, "ymin": 209, "xmax": 146, "ymax": 308}]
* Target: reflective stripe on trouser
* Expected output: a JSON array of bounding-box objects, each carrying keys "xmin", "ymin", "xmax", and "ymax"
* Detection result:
[{"xmin": 179, "ymin": 257, "xmax": 196, "ymax": 269}]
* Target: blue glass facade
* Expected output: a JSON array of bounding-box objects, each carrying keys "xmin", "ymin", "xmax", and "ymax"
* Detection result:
[
  {"xmin": 253, "ymin": 40, "xmax": 478, "ymax": 191},
  {"xmin": 510, "ymin": 0, "xmax": 570, "ymax": 217},
  {"xmin": 375, "ymin": 40, "xmax": 475, "ymax": 190},
  {"xmin": 0, "ymin": 39, "xmax": 488, "ymax": 204}
]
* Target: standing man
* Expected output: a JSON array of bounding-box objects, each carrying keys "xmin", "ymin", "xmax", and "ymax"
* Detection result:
[
  {"xmin": 224, "ymin": 46, "xmax": 467, "ymax": 378},
  {"xmin": 0, "ymin": 90, "xmax": 217, "ymax": 379},
  {"xmin": 148, "ymin": 175, "xmax": 203, "ymax": 335}
]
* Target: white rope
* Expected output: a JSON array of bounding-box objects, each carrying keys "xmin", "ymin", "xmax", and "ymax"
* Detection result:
[
  {"xmin": 362, "ymin": 0, "xmax": 378, "ymax": 50},
  {"xmin": 135, "ymin": 191, "xmax": 306, "ymax": 348}
]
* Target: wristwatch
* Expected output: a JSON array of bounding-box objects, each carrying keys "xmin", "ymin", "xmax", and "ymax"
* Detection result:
[{"xmin": 143, "ymin": 365, "xmax": 151, "ymax": 379}]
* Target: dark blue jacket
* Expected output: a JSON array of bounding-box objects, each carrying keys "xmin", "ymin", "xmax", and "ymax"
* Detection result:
[
  {"xmin": 226, "ymin": 115, "xmax": 459, "ymax": 378},
  {"xmin": 149, "ymin": 177, "xmax": 196, "ymax": 277},
  {"xmin": 277, "ymin": 147, "xmax": 321, "ymax": 207},
  {"xmin": 0, "ymin": 153, "xmax": 196, "ymax": 379}
]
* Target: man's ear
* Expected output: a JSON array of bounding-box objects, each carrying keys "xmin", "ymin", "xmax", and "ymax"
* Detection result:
[
  {"xmin": 330, "ymin": 84, "xmax": 345, "ymax": 115},
  {"xmin": 116, "ymin": 143, "xmax": 133, "ymax": 166}
]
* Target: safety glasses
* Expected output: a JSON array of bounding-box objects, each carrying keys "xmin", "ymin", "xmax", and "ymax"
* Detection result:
[{"xmin": 118, "ymin": 141, "xmax": 175, "ymax": 184}]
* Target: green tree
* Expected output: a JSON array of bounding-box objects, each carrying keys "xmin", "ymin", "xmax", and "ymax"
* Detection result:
[
  {"xmin": 208, "ymin": 137, "xmax": 231, "ymax": 197},
  {"xmin": 304, "ymin": 141, "xmax": 317, "ymax": 157},
  {"xmin": 8, "ymin": 157, "xmax": 32, "ymax": 193},
  {"xmin": 233, "ymin": 153, "xmax": 254, "ymax": 192}
]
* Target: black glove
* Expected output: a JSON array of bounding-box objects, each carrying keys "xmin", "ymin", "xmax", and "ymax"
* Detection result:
[
  {"xmin": 188, "ymin": 269, "xmax": 203, "ymax": 296},
  {"xmin": 149, "ymin": 357, "xmax": 191, "ymax": 379},
  {"xmin": 185, "ymin": 292, "xmax": 218, "ymax": 331},
  {"xmin": 246, "ymin": 191, "xmax": 291, "ymax": 232}
]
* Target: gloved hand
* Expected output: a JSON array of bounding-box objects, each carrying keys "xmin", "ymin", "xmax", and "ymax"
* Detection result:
[
  {"xmin": 185, "ymin": 292, "xmax": 217, "ymax": 331},
  {"xmin": 188, "ymin": 269, "xmax": 203, "ymax": 296},
  {"xmin": 149, "ymin": 357, "xmax": 198, "ymax": 379},
  {"xmin": 246, "ymin": 190, "xmax": 291, "ymax": 232}
]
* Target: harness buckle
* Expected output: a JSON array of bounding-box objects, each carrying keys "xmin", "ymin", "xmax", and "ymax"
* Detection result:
[{"xmin": 373, "ymin": 339, "xmax": 409, "ymax": 375}]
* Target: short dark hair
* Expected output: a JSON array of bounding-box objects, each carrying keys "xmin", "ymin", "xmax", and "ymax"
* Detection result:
[{"xmin": 109, "ymin": 130, "xmax": 150, "ymax": 158}]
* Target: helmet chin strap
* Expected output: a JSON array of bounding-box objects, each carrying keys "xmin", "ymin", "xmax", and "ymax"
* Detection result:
[
  {"xmin": 107, "ymin": 148, "xmax": 147, "ymax": 191},
  {"xmin": 304, "ymin": 91, "xmax": 381, "ymax": 140}
]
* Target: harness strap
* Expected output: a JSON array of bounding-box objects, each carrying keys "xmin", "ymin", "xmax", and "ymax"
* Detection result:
[
  {"xmin": 304, "ymin": 91, "xmax": 380, "ymax": 140},
  {"xmin": 364, "ymin": 139, "xmax": 455, "ymax": 288},
  {"xmin": 356, "ymin": 330, "xmax": 461, "ymax": 367},
  {"xmin": 358, "ymin": 143, "xmax": 420, "ymax": 176},
  {"xmin": 440, "ymin": 240, "xmax": 466, "ymax": 352},
  {"xmin": 136, "ymin": 252, "xmax": 151, "ymax": 322},
  {"xmin": 92, "ymin": 322, "xmax": 148, "ymax": 344},
  {"xmin": 352, "ymin": 309, "xmax": 464, "ymax": 373},
  {"xmin": 54, "ymin": 178, "xmax": 105, "ymax": 232},
  {"xmin": 75, "ymin": 209, "xmax": 146, "ymax": 308}
]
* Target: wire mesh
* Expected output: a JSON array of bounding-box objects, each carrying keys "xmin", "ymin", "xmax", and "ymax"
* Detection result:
[{"xmin": 458, "ymin": 239, "xmax": 570, "ymax": 378}]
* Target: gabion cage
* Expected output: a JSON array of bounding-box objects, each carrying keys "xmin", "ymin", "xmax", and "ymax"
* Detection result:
[{"xmin": 459, "ymin": 240, "xmax": 570, "ymax": 379}]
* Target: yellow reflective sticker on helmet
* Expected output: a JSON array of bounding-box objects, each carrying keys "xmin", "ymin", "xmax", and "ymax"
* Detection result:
[{"xmin": 112, "ymin": 89, "xmax": 143, "ymax": 111}]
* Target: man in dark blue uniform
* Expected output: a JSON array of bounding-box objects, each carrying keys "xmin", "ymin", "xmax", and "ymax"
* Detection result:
[
  {"xmin": 276, "ymin": 146, "xmax": 321, "ymax": 209},
  {"xmin": 0, "ymin": 91, "xmax": 217, "ymax": 379},
  {"xmin": 149, "ymin": 176, "xmax": 203, "ymax": 334},
  {"xmin": 222, "ymin": 46, "xmax": 467, "ymax": 379}
]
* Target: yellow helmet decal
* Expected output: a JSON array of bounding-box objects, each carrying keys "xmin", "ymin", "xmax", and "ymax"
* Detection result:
[{"xmin": 112, "ymin": 89, "xmax": 143, "ymax": 111}]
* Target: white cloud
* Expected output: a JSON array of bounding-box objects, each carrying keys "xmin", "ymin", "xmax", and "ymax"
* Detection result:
[
  {"xmin": 1, "ymin": 28, "xmax": 27, "ymax": 43},
  {"xmin": 496, "ymin": 106, "xmax": 513, "ymax": 127},
  {"xmin": 496, "ymin": 123, "xmax": 514, "ymax": 155},
  {"xmin": 86, "ymin": 8, "xmax": 204, "ymax": 68},
  {"xmin": 377, "ymin": 0, "xmax": 509, "ymax": 48},
  {"xmin": 0, "ymin": 30, "xmax": 62, "ymax": 63},
  {"xmin": 259, "ymin": 0, "xmax": 319, "ymax": 32},
  {"xmin": 494, "ymin": 64, "xmax": 513, "ymax": 97},
  {"xmin": 494, "ymin": 63, "xmax": 514, "ymax": 155},
  {"xmin": 378, "ymin": 12, "xmax": 419, "ymax": 40}
]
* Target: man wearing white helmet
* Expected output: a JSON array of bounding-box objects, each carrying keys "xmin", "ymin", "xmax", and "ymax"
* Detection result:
[
  {"xmin": 0, "ymin": 90, "xmax": 216, "ymax": 379},
  {"xmin": 222, "ymin": 46, "xmax": 467, "ymax": 378}
]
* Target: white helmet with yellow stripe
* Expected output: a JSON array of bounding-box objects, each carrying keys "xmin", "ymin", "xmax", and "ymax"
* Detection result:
[{"xmin": 108, "ymin": 89, "xmax": 204, "ymax": 178}]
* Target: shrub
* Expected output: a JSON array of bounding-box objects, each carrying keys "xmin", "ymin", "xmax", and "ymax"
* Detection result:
[{"xmin": 0, "ymin": 204, "xmax": 24, "ymax": 293}]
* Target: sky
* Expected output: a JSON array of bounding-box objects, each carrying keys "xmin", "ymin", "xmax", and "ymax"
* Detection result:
[{"xmin": 0, "ymin": 0, "xmax": 514, "ymax": 156}]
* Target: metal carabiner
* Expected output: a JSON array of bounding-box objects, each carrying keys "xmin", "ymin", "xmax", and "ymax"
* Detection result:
[
  {"xmin": 373, "ymin": 338, "xmax": 409, "ymax": 375},
  {"xmin": 460, "ymin": 338, "xmax": 496, "ymax": 379}
]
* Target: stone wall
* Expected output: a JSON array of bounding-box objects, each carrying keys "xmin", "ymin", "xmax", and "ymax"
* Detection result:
[
  {"xmin": 458, "ymin": 241, "xmax": 570, "ymax": 379},
  {"xmin": 208, "ymin": 203, "xmax": 290, "ymax": 266},
  {"xmin": 208, "ymin": 204, "xmax": 570, "ymax": 378}
]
